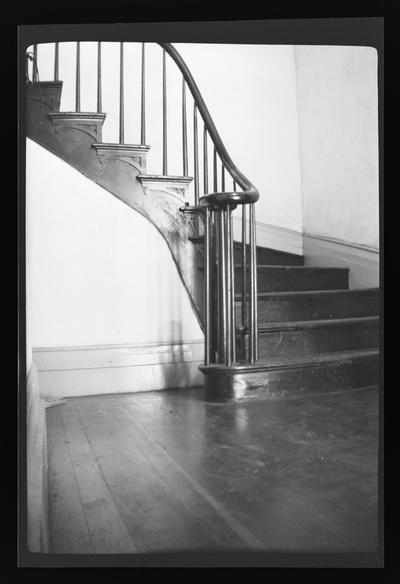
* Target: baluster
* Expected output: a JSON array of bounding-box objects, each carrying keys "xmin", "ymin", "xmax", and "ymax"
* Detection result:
[
  {"xmin": 182, "ymin": 78, "xmax": 188, "ymax": 176},
  {"xmin": 229, "ymin": 205, "xmax": 236, "ymax": 363},
  {"xmin": 75, "ymin": 41, "xmax": 81, "ymax": 112},
  {"xmin": 163, "ymin": 49, "xmax": 167, "ymax": 175},
  {"xmin": 193, "ymin": 104, "xmax": 199, "ymax": 206},
  {"xmin": 204, "ymin": 206, "xmax": 211, "ymax": 365},
  {"xmin": 215, "ymin": 211, "xmax": 221, "ymax": 362},
  {"xmin": 203, "ymin": 125, "xmax": 208, "ymax": 194},
  {"xmin": 210, "ymin": 210, "xmax": 216, "ymax": 362},
  {"xmin": 252, "ymin": 204, "xmax": 259, "ymax": 360},
  {"xmin": 97, "ymin": 42, "xmax": 102, "ymax": 113},
  {"xmin": 233, "ymin": 179, "xmax": 236, "ymax": 191},
  {"xmin": 33, "ymin": 44, "xmax": 38, "ymax": 82},
  {"xmin": 213, "ymin": 146, "xmax": 218, "ymax": 192},
  {"xmin": 119, "ymin": 42, "xmax": 124, "ymax": 144},
  {"xmin": 141, "ymin": 43, "xmax": 146, "ymax": 145},
  {"xmin": 248, "ymin": 203, "xmax": 258, "ymax": 363},
  {"xmin": 221, "ymin": 165, "xmax": 226, "ymax": 192},
  {"xmin": 219, "ymin": 209, "xmax": 227, "ymax": 363},
  {"xmin": 54, "ymin": 42, "xmax": 59, "ymax": 82},
  {"xmin": 241, "ymin": 204, "xmax": 248, "ymax": 340},
  {"xmin": 225, "ymin": 207, "xmax": 232, "ymax": 366}
]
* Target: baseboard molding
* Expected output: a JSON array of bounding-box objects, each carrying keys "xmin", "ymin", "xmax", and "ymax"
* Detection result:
[
  {"xmin": 27, "ymin": 363, "xmax": 50, "ymax": 553},
  {"xmin": 303, "ymin": 233, "xmax": 380, "ymax": 289},
  {"xmin": 33, "ymin": 340, "xmax": 205, "ymax": 399},
  {"xmin": 232, "ymin": 217, "xmax": 303, "ymax": 256}
]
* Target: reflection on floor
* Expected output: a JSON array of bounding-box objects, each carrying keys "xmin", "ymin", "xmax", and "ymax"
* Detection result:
[{"xmin": 46, "ymin": 385, "xmax": 379, "ymax": 555}]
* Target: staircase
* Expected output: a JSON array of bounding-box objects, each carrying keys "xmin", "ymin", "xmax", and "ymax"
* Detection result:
[{"xmin": 25, "ymin": 41, "xmax": 380, "ymax": 403}]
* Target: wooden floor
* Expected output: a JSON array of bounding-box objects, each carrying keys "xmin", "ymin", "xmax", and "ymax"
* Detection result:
[{"xmin": 46, "ymin": 385, "xmax": 380, "ymax": 556}]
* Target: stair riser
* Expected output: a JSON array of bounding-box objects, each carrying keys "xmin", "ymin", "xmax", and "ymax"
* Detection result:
[
  {"xmin": 239, "ymin": 321, "xmax": 379, "ymax": 359},
  {"xmin": 202, "ymin": 355, "xmax": 379, "ymax": 403},
  {"xmin": 233, "ymin": 246, "xmax": 304, "ymax": 266},
  {"xmin": 236, "ymin": 291, "xmax": 380, "ymax": 323},
  {"xmin": 234, "ymin": 269, "xmax": 349, "ymax": 292}
]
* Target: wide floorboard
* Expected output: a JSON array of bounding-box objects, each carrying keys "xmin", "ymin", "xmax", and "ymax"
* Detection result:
[{"xmin": 46, "ymin": 386, "xmax": 380, "ymax": 555}]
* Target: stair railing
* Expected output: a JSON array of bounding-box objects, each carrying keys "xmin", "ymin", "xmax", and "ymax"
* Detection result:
[
  {"xmin": 26, "ymin": 41, "xmax": 260, "ymax": 366},
  {"xmin": 160, "ymin": 43, "xmax": 259, "ymax": 366}
]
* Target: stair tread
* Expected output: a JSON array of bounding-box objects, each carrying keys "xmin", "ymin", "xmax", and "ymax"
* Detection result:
[
  {"xmin": 201, "ymin": 347, "xmax": 379, "ymax": 372},
  {"xmin": 256, "ymin": 315, "xmax": 379, "ymax": 332},
  {"xmin": 48, "ymin": 111, "xmax": 105, "ymax": 117},
  {"xmin": 235, "ymin": 265, "xmax": 349, "ymax": 271},
  {"xmin": 235, "ymin": 287, "xmax": 379, "ymax": 299}
]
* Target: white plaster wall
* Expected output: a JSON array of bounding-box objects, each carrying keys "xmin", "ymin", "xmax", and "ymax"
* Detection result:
[
  {"xmin": 26, "ymin": 138, "xmax": 203, "ymax": 349},
  {"xmin": 30, "ymin": 42, "xmax": 303, "ymax": 233},
  {"xmin": 295, "ymin": 46, "xmax": 379, "ymax": 249}
]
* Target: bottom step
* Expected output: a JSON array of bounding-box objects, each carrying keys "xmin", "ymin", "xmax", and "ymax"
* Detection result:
[{"xmin": 199, "ymin": 348, "xmax": 379, "ymax": 403}]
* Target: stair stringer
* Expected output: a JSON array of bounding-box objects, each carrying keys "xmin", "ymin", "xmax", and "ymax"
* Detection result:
[{"xmin": 26, "ymin": 84, "xmax": 205, "ymax": 332}]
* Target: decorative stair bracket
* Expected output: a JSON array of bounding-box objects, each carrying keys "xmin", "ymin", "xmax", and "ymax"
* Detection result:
[
  {"xmin": 49, "ymin": 112, "xmax": 107, "ymax": 143},
  {"xmin": 138, "ymin": 174, "xmax": 193, "ymax": 204},
  {"xmin": 93, "ymin": 143, "xmax": 151, "ymax": 174}
]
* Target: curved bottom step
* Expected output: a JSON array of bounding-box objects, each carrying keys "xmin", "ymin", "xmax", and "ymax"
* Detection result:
[{"xmin": 199, "ymin": 348, "xmax": 379, "ymax": 403}]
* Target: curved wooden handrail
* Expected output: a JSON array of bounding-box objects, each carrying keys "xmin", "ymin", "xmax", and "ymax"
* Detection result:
[{"xmin": 159, "ymin": 43, "xmax": 259, "ymax": 209}]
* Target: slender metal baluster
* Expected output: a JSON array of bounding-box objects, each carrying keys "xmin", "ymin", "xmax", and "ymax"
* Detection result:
[
  {"xmin": 221, "ymin": 165, "xmax": 226, "ymax": 191},
  {"xmin": 249, "ymin": 203, "xmax": 258, "ymax": 363},
  {"xmin": 204, "ymin": 207, "xmax": 211, "ymax": 365},
  {"xmin": 229, "ymin": 206, "xmax": 236, "ymax": 363},
  {"xmin": 225, "ymin": 207, "xmax": 232, "ymax": 366},
  {"xmin": 215, "ymin": 211, "xmax": 221, "ymax": 362},
  {"xmin": 193, "ymin": 104, "xmax": 199, "ymax": 206},
  {"xmin": 76, "ymin": 41, "xmax": 81, "ymax": 112},
  {"xmin": 219, "ymin": 209, "xmax": 227, "ymax": 364},
  {"xmin": 163, "ymin": 49, "xmax": 167, "ymax": 175},
  {"xmin": 182, "ymin": 78, "xmax": 188, "ymax": 176},
  {"xmin": 119, "ymin": 42, "xmax": 124, "ymax": 144},
  {"xmin": 97, "ymin": 42, "xmax": 102, "ymax": 113},
  {"xmin": 213, "ymin": 146, "xmax": 218, "ymax": 192},
  {"xmin": 210, "ymin": 210, "xmax": 216, "ymax": 362},
  {"xmin": 233, "ymin": 179, "xmax": 236, "ymax": 191},
  {"xmin": 241, "ymin": 204, "xmax": 247, "ymax": 337},
  {"xmin": 141, "ymin": 43, "xmax": 146, "ymax": 145},
  {"xmin": 203, "ymin": 125, "xmax": 208, "ymax": 194},
  {"xmin": 252, "ymin": 203, "xmax": 259, "ymax": 361},
  {"xmin": 54, "ymin": 42, "xmax": 59, "ymax": 81},
  {"xmin": 33, "ymin": 44, "xmax": 38, "ymax": 82}
]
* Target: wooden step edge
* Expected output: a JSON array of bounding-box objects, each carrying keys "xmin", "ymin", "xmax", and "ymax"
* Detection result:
[
  {"xmin": 189, "ymin": 234, "xmax": 302, "ymax": 254},
  {"xmin": 255, "ymin": 315, "xmax": 380, "ymax": 333},
  {"xmin": 235, "ymin": 288, "xmax": 380, "ymax": 300},
  {"xmin": 234, "ymin": 265, "xmax": 350, "ymax": 272},
  {"xmin": 48, "ymin": 111, "xmax": 107, "ymax": 121},
  {"xmin": 199, "ymin": 348, "xmax": 379, "ymax": 374},
  {"xmin": 200, "ymin": 265, "xmax": 350, "ymax": 273}
]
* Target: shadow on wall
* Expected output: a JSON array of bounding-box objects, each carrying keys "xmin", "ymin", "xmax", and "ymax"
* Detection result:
[{"xmin": 162, "ymin": 237, "xmax": 199, "ymax": 391}]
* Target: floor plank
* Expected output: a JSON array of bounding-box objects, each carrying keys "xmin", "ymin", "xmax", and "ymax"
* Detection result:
[
  {"xmin": 46, "ymin": 407, "xmax": 95, "ymax": 554},
  {"xmin": 46, "ymin": 386, "xmax": 379, "ymax": 554},
  {"xmin": 69, "ymin": 396, "xmax": 219, "ymax": 552},
  {"xmin": 59, "ymin": 400, "xmax": 137, "ymax": 553}
]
